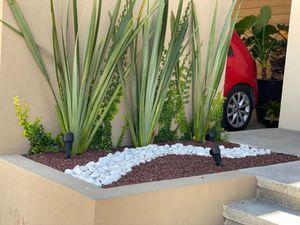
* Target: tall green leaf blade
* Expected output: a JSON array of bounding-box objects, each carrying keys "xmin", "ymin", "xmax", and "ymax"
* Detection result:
[{"xmin": 191, "ymin": 0, "xmax": 240, "ymax": 141}]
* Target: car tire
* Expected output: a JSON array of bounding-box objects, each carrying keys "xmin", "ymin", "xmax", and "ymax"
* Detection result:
[{"xmin": 223, "ymin": 85, "xmax": 253, "ymax": 131}]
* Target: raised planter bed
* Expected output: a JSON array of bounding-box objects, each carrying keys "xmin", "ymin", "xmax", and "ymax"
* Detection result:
[
  {"xmin": 0, "ymin": 154, "xmax": 258, "ymax": 225},
  {"xmin": 24, "ymin": 141, "xmax": 299, "ymax": 188},
  {"xmin": 2, "ymin": 141, "xmax": 299, "ymax": 225}
]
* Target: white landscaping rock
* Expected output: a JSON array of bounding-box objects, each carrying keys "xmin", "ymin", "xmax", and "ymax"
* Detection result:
[{"xmin": 65, "ymin": 144, "xmax": 271, "ymax": 187}]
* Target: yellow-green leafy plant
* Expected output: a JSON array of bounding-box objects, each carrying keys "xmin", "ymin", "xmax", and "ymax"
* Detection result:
[
  {"xmin": 191, "ymin": 0, "xmax": 239, "ymax": 142},
  {"xmin": 119, "ymin": 0, "xmax": 191, "ymax": 147},
  {"xmin": 13, "ymin": 96, "xmax": 61, "ymax": 154},
  {"xmin": 4, "ymin": 0, "xmax": 154, "ymax": 155}
]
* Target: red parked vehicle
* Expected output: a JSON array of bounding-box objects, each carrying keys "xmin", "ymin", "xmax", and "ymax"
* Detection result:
[{"xmin": 223, "ymin": 31, "xmax": 258, "ymax": 131}]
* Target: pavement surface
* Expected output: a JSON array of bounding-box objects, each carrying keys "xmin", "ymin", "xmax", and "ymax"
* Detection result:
[
  {"xmin": 245, "ymin": 121, "xmax": 266, "ymax": 130},
  {"xmin": 229, "ymin": 128, "xmax": 300, "ymax": 156}
]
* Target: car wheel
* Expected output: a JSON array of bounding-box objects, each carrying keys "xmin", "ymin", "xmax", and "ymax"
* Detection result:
[{"xmin": 223, "ymin": 85, "xmax": 253, "ymax": 131}]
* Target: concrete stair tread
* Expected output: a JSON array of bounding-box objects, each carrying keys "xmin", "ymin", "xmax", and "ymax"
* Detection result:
[
  {"xmin": 224, "ymin": 219, "xmax": 243, "ymax": 225},
  {"xmin": 224, "ymin": 199, "xmax": 300, "ymax": 225},
  {"xmin": 241, "ymin": 161, "xmax": 300, "ymax": 198}
]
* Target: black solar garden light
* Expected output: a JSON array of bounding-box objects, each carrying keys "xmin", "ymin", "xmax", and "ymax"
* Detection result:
[
  {"xmin": 63, "ymin": 132, "xmax": 74, "ymax": 159},
  {"xmin": 210, "ymin": 146, "xmax": 222, "ymax": 167}
]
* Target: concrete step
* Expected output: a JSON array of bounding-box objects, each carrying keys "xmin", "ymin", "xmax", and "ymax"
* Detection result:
[
  {"xmin": 257, "ymin": 187, "xmax": 300, "ymax": 211},
  {"xmin": 224, "ymin": 219, "xmax": 243, "ymax": 225},
  {"xmin": 223, "ymin": 199, "xmax": 300, "ymax": 225},
  {"xmin": 241, "ymin": 161, "xmax": 300, "ymax": 210}
]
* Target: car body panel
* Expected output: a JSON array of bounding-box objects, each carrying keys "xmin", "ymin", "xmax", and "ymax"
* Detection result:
[{"xmin": 224, "ymin": 31, "xmax": 258, "ymax": 104}]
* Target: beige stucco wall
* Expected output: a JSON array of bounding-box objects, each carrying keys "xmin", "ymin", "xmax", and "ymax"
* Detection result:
[
  {"xmin": 0, "ymin": 0, "xmax": 231, "ymax": 154},
  {"xmin": 0, "ymin": 158, "xmax": 96, "ymax": 225},
  {"xmin": 0, "ymin": 0, "xmax": 3, "ymax": 69},
  {"xmin": 0, "ymin": 1, "xmax": 57, "ymax": 155},
  {"xmin": 279, "ymin": 0, "xmax": 300, "ymax": 131},
  {"xmin": 95, "ymin": 173, "xmax": 256, "ymax": 225},
  {"xmin": 0, "ymin": 156, "xmax": 257, "ymax": 225}
]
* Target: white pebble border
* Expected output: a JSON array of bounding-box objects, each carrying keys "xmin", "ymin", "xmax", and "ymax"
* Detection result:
[{"xmin": 65, "ymin": 143, "xmax": 271, "ymax": 187}]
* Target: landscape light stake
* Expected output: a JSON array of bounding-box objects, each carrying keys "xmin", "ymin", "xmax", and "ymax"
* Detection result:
[
  {"xmin": 210, "ymin": 146, "xmax": 222, "ymax": 166},
  {"xmin": 63, "ymin": 132, "xmax": 74, "ymax": 159}
]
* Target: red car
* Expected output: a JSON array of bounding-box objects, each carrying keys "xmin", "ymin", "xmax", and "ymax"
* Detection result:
[{"xmin": 223, "ymin": 31, "xmax": 258, "ymax": 131}]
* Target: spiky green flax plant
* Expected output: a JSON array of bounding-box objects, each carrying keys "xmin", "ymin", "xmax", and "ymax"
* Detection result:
[
  {"xmin": 4, "ymin": 0, "xmax": 155, "ymax": 155},
  {"xmin": 118, "ymin": 0, "xmax": 191, "ymax": 147},
  {"xmin": 191, "ymin": 0, "xmax": 240, "ymax": 142}
]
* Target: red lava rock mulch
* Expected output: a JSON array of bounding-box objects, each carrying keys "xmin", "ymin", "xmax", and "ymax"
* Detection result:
[
  {"xmin": 24, "ymin": 141, "xmax": 300, "ymax": 188},
  {"xmin": 25, "ymin": 150, "xmax": 108, "ymax": 172},
  {"xmin": 105, "ymin": 153, "xmax": 299, "ymax": 188}
]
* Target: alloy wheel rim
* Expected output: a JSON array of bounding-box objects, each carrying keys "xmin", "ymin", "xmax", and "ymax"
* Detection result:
[{"xmin": 227, "ymin": 91, "xmax": 251, "ymax": 128}]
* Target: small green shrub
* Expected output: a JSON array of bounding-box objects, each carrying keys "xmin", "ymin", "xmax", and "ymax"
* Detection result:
[
  {"xmin": 155, "ymin": 53, "xmax": 192, "ymax": 143},
  {"xmin": 89, "ymin": 119, "xmax": 113, "ymax": 151},
  {"xmin": 89, "ymin": 6, "xmax": 129, "ymax": 151},
  {"xmin": 13, "ymin": 96, "xmax": 61, "ymax": 154},
  {"xmin": 116, "ymin": 124, "xmax": 127, "ymax": 148},
  {"xmin": 264, "ymin": 101, "xmax": 281, "ymax": 123},
  {"xmin": 89, "ymin": 74, "xmax": 122, "ymax": 151},
  {"xmin": 155, "ymin": 58, "xmax": 181, "ymax": 142},
  {"xmin": 207, "ymin": 94, "xmax": 229, "ymax": 142}
]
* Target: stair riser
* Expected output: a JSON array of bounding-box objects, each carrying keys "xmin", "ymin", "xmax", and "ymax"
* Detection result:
[
  {"xmin": 257, "ymin": 187, "xmax": 300, "ymax": 211},
  {"xmin": 257, "ymin": 177, "xmax": 300, "ymax": 199},
  {"xmin": 223, "ymin": 206, "xmax": 275, "ymax": 225}
]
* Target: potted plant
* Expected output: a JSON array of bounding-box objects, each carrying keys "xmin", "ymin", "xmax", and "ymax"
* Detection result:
[
  {"xmin": 269, "ymin": 25, "xmax": 289, "ymax": 81},
  {"xmin": 264, "ymin": 101, "xmax": 281, "ymax": 128},
  {"xmin": 235, "ymin": 5, "xmax": 288, "ymax": 124}
]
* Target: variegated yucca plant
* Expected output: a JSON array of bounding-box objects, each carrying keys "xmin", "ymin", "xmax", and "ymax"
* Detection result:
[
  {"xmin": 3, "ymin": 0, "xmax": 156, "ymax": 155},
  {"xmin": 119, "ymin": 0, "xmax": 191, "ymax": 147},
  {"xmin": 191, "ymin": 0, "xmax": 240, "ymax": 142}
]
